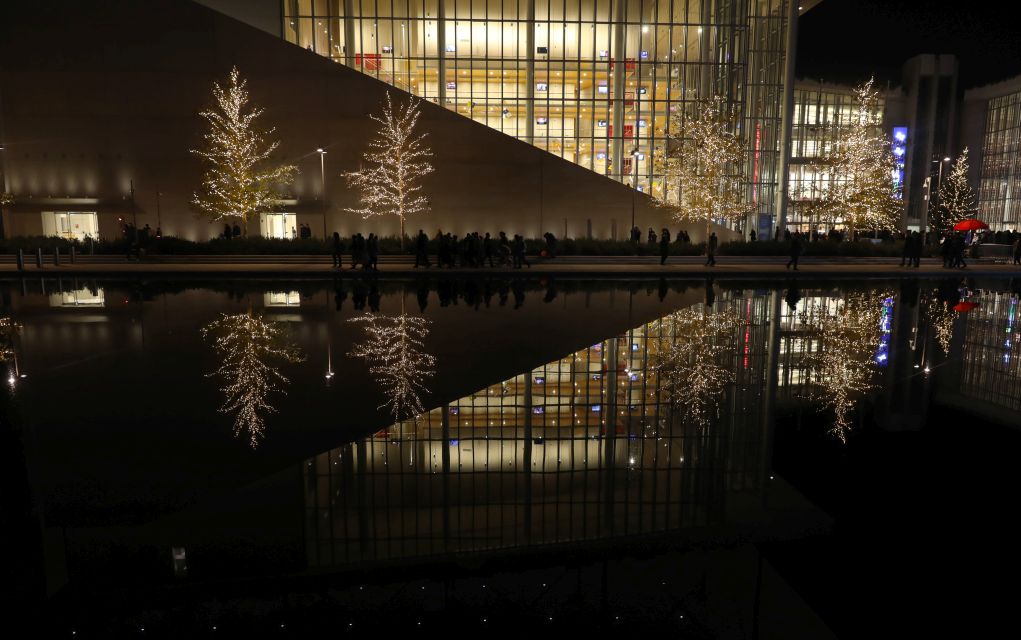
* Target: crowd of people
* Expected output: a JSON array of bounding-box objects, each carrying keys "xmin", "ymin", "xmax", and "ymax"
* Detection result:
[{"xmin": 329, "ymin": 229, "xmax": 549, "ymax": 271}]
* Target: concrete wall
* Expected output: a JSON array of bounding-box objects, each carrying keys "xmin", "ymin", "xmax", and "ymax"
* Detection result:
[{"xmin": 0, "ymin": 0, "xmax": 734, "ymax": 244}]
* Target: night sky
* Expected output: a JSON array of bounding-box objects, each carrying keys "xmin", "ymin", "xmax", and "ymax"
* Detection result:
[{"xmin": 796, "ymin": 0, "xmax": 1021, "ymax": 90}]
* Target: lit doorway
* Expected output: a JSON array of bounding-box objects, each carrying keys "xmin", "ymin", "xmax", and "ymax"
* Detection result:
[
  {"xmin": 41, "ymin": 211, "xmax": 98, "ymax": 241},
  {"xmin": 261, "ymin": 213, "xmax": 297, "ymax": 239}
]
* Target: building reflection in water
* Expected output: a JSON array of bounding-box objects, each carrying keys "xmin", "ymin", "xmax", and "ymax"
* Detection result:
[
  {"xmin": 201, "ymin": 312, "xmax": 305, "ymax": 448},
  {"xmin": 959, "ymin": 288, "xmax": 1021, "ymax": 412},
  {"xmin": 304, "ymin": 290, "xmax": 778, "ymax": 567}
]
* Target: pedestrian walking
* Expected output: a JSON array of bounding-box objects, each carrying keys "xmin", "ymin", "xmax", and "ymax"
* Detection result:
[
  {"xmin": 366, "ymin": 233, "xmax": 379, "ymax": 271},
  {"xmin": 900, "ymin": 232, "xmax": 914, "ymax": 267},
  {"xmin": 786, "ymin": 233, "xmax": 803, "ymax": 270},
  {"xmin": 910, "ymin": 231, "xmax": 922, "ymax": 268},
  {"xmin": 705, "ymin": 232, "xmax": 718, "ymax": 267},
  {"xmin": 483, "ymin": 232, "xmax": 495, "ymax": 267},
  {"xmin": 414, "ymin": 229, "xmax": 430, "ymax": 268},
  {"xmin": 332, "ymin": 231, "xmax": 343, "ymax": 269},
  {"xmin": 659, "ymin": 228, "xmax": 671, "ymax": 265},
  {"xmin": 1014, "ymin": 236, "xmax": 1021, "ymax": 265}
]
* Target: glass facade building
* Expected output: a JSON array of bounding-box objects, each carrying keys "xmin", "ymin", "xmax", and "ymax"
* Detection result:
[
  {"xmin": 304, "ymin": 289, "xmax": 774, "ymax": 566},
  {"xmin": 282, "ymin": 0, "xmax": 794, "ymax": 230},
  {"xmin": 976, "ymin": 90, "xmax": 1021, "ymax": 231},
  {"xmin": 785, "ymin": 83, "xmax": 888, "ymax": 233}
]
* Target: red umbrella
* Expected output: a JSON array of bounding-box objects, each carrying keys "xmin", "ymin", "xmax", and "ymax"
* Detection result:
[
  {"xmin": 953, "ymin": 301, "xmax": 979, "ymax": 312},
  {"xmin": 953, "ymin": 219, "xmax": 989, "ymax": 231}
]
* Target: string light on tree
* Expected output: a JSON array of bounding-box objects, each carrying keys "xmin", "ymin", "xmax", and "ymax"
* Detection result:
[
  {"xmin": 348, "ymin": 311, "xmax": 436, "ymax": 421},
  {"xmin": 932, "ymin": 148, "xmax": 977, "ymax": 236},
  {"xmin": 653, "ymin": 96, "xmax": 756, "ymax": 242},
  {"xmin": 799, "ymin": 292, "xmax": 889, "ymax": 443},
  {"xmin": 812, "ymin": 79, "xmax": 901, "ymax": 235},
  {"xmin": 201, "ymin": 311, "xmax": 304, "ymax": 448},
  {"xmin": 346, "ymin": 92, "xmax": 434, "ymax": 249},
  {"xmin": 926, "ymin": 292, "xmax": 956, "ymax": 355},
  {"xmin": 0, "ymin": 317, "xmax": 16, "ymax": 362},
  {"xmin": 191, "ymin": 67, "xmax": 297, "ymax": 236},
  {"xmin": 650, "ymin": 307, "xmax": 742, "ymax": 427}
]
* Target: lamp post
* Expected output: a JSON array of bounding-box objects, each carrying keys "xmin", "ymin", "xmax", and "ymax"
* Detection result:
[
  {"xmin": 317, "ymin": 147, "xmax": 328, "ymax": 239},
  {"xmin": 927, "ymin": 156, "xmax": 951, "ymax": 238},
  {"xmin": 0, "ymin": 143, "xmax": 7, "ymax": 240},
  {"xmin": 630, "ymin": 147, "xmax": 640, "ymax": 233}
]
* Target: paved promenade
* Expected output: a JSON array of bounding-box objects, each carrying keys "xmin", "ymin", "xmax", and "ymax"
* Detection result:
[{"xmin": 2, "ymin": 254, "xmax": 1019, "ymax": 278}]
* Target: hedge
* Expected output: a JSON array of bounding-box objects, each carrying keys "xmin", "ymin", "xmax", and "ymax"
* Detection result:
[{"xmin": 1, "ymin": 234, "xmax": 928, "ymax": 257}]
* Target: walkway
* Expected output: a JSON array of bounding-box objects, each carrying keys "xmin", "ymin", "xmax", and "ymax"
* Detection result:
[{"xmin": 2, "ymin": 254, "xmax": 1019, "ymax": 278}]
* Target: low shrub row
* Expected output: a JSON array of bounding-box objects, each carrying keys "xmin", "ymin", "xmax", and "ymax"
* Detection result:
[{"xmin": 1, "ymin": 234, "xmax": 929, "ymax": 257}]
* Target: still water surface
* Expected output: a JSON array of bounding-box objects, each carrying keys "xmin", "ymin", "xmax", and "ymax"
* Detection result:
[{"xmin": 3, "ymin": 276, "xmax": 1019, "ymax": 637}]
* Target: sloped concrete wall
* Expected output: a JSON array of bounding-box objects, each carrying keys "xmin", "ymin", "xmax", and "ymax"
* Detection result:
[{"xmin": 0, "ymin": 0, "xmax": 736, "ymax": 243}]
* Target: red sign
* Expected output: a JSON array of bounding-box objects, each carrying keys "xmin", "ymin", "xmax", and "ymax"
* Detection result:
[
  {"xmin": 355, "ymin": 53, "xmax": 382, "ymax": 70},
  {"xmin": 608, "ymin": 58, "xmax": 636, "ymax": 71},
  {"xmin": 623, "ymin": 124, "xmax": 634, "ymax": 139}
]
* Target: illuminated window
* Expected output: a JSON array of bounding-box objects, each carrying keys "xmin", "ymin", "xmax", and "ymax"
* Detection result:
[
  {"xmin": 41, "ymin": 211, "xmax": 97, "ymax": 242},
  {"xmin": 261, "ymin": 212, "xmax": 297, "ymax": 239},
  {"xmin": 264, "ymin": 291, "xmax": 301, "ymax": 307},
  {"xmin": 49, "ymin": 288, "xmax": 105, "ymax": 307}
]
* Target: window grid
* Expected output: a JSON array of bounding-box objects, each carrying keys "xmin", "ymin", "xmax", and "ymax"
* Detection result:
[{"xmin": 283, "ymin": 0, "xmax": 791, "ymax": 231}]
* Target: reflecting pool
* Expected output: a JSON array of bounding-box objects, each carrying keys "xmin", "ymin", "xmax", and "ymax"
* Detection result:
[{"xmin": 3, "ymin": 275, "xmax": 1020, "ymax": 637}]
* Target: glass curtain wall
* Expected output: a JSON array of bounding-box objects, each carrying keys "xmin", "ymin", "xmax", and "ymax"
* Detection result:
[
  {"xmin": 283, "ymin": 0, "xmax": 791, "ymax": 230},
  {"xmin": 977, "ymin": 91, "xmax": 1021, "ymax": 231},
  {"xmin": 959, "ymin": 291, "xmax": 1021, "ymax": 411},
  {"xmin": 303, "ymin": 289, "xmax": 772, "ymax": 566},
  {"xmin": 786, "ymin": 84, "xmax": 886, "ymax": 233}
]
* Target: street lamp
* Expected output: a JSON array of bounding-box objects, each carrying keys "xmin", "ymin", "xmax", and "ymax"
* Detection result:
[
  {"xmin": 926, "ymin": 156, "xmax": 952, "ymax": 238},
  {"xmin": 630, "ymin": 147, "xmax": 640, "ymax": 234},
  {"xmin": 316, "ymin": 147, "xmax": 328, "ymax": 239}
]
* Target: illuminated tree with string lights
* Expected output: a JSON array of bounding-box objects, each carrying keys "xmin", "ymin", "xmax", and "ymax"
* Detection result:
[
  {"xmin": 931, "ymin": 148, "xmax": 977, "ymax": 236},
  {"xmin": 653, "ymin": 96, "xmax": 755, "ymax": 242},
  {"xmin": 800, "ymin": 292, "xmax": 889, "ymax": 443},
  {"xmin": 813, "ymin": 79, "xmax": 901, "ymax": 235},
  {"xmin": 191, "ymin": 67, "xmax": 296, "ymax": 236},
  {"xmin": 346, "ymin": 92, "xmax": 434, "ymax": 249},
  {"xmin": 349, "ymin": 311, "xmax": 436, "ymax": 420},
  {"xmin": 201, "ymin": 311, "xmax": 304, "ymax": 448},
  {"xmin": 650, "ymin": 306, "xmax": 742, "ymax": 427}
]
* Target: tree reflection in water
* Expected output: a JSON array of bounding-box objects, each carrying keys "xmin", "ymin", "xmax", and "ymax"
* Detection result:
[
  {"xmin": 925, "ymin": 291, "xmax": 957, "ymax": 355},
  {"xmin": 201, "ymin": 311, "xmax": 304, "ymax": 447},
  {"xmin": 800, "ymin": 292, "xmax": 890, "ymax": 443},
  {"xmin": 649, "ymin": 307, "xmax": 742, "ymax": 428},
  {"xmin": 348, "ymin": 312, "xmax": 436, "ymax": 421}
]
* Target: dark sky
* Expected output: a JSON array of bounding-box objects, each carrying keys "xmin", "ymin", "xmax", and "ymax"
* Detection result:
[{"xmin": 796, "ymin": 0, "xmax": 1021, "ymax": 90}]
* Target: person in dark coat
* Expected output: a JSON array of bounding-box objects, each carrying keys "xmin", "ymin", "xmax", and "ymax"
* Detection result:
[
  {"xmin": 414, "ymin": 229, "xmax": 430, "ymax": 268},
  {"xmin": 366, "ymin": 233, "xmax": 379, "ymax": 271},
  {"xmin": 786, "ymin": 233, "xmax": 803, "ymax": 271},
  {"xmin": 705, "ymin": 232, "xmax": 718, "ymax": 267},
  {"xmin": 331, "ymin": 231, "xmax": 343, "ymax": 269},
  {"xmin": 1013, "ymin": 236, "xmax": 1021, "ymax": 265},
  {"xmin": 910, "ymin": 231, "xmax": 922, "ymax": 268},
  {"xmin": 483, "ymin": 232, "xmax": 494, "ymax": 267},
  {"xmin": 900, "ymin": 232, "xmax": 914, "ymax": 267},
  {"xmin": 659, "ymin": 228, "xmax": 671, "ymax": 265}
]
